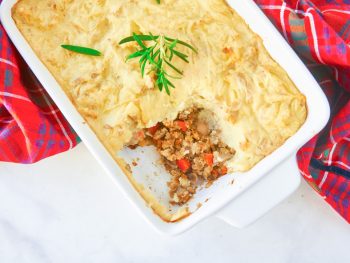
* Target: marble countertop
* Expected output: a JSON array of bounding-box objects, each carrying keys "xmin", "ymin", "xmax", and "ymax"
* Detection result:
[{"xmin": 0, "ymin": 144, "xmax": 349, "ymax": 263}]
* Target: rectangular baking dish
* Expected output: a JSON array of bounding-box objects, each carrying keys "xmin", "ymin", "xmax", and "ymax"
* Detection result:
[{"xmin": 0, "ymin": 0, "xmax": 330, "ymax": 235}]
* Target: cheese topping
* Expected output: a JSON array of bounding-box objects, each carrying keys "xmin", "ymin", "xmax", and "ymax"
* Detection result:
[{"xmin": 13, "ymin": 0, "xmax": 307, "ymax": 172}]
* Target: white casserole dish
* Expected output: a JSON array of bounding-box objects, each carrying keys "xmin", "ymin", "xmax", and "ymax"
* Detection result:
[{"xmin": 0, "ymin": 0, "xmax": 330, "ymax": 235}]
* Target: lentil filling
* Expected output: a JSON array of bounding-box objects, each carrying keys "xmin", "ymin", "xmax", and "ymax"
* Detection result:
[{"xmin": 131, "ymin": 108, "xmax": 236, "ymax": 205}]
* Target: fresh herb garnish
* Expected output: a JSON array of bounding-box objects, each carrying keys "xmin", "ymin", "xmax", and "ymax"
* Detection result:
[
  {"xmin": 156, "ymin": 0, "xmax": 160, "ymax": 3},
  {"xmin": 61, "ymin": 45, "xmax": 102, "ymax": 56},
  {"xmin": 119, "ymin": 33, "xmax": 197, "ymax": 95}
]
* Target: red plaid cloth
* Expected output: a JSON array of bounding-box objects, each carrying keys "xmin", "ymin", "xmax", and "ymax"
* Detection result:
[
  {"xmin": 255, "ymin": 0, "xmax": 350, "ymax": 223},
  {"xmin": 1, "ymin": 0, "xmax": 350, "ymax": 222},
  {"xmin": 0, "ymin": 7, "xmax": 79, "ymax": 163}
]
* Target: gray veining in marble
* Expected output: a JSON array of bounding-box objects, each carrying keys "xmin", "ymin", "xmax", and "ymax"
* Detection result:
[{"xmin": 0, "ymin": 144, "xmax": 349, "ymax": 263}]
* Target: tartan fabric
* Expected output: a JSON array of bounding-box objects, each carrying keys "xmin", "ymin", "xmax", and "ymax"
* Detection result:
[
  {"xmin": 255, "ymin": 0, "xmax": 350, "ymax": 223},
  {"xmin": 0, "ymin": 10, "xmax": 80, "ymax": 163},
  {"xmin": 1, "ymin": 0, "xmax": 350, "ymax": 222}
]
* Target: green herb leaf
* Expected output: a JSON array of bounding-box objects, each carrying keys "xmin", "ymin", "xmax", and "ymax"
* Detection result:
[
  {"xmin": 132, "ymin": 33, "xmax": 147, "ymax": 49},
  {"xmin": 61, "ymin": 45, "xmax": 102, "ymax": 56},
  {"xmin": 172, "ymin": 49, "xmax": 189, "ymax": 63},
  {"xmin": 164, "ymin": 59, "xmax": 183, "ymax": 75},
  {"xmin": 119, "ymin": 33, "xmax": 197, "ymax": 95},
  {"xmin": 119, "ymin": 35, "xmax": 198, "ymax": 54},
  {"xmin": 165, "ymin": 37, "xmax": 198, "ymax": 53},
  {"xmin": 126, "ymin": 50, "xmax": 145, "ymax": 61},
  {"xmin": 119, "ymin": 35, "xmax": 155, "ymax": 45}
]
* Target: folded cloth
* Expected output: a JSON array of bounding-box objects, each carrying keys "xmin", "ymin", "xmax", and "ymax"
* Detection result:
[
  {"xmin": 256, "ymin": 0, "xmax": 350, "ymax": 223},
  {"xmin": 0, "ymin": 0, "xmax": 349, "ymax": 222},
  {"xmin": 0, "ymin": 12, "xmax": 79, "ymax": 163}
]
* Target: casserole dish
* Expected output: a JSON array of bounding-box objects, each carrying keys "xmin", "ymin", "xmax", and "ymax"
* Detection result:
[{"xmin": 0, "ymin": 0, "xmax": 330, "ymax": 235}]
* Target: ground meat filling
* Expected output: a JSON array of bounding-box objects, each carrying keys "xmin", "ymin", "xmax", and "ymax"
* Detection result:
[{"xmin": 134, "ymin": 108, "xmax": 236, "ymax": 205}]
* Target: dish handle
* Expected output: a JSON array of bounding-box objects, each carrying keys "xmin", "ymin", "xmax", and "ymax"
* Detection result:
[{"xmin": 215, "ymin": 154, "xmax": 300, "ymax": 228}]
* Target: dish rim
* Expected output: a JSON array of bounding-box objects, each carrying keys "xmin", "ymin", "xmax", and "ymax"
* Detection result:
[{"xmin": 0, "ymin": 0, "xmax": 330, "ymax": 235}]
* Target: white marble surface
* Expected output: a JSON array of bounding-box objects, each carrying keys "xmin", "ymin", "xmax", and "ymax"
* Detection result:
[{"xmin": 0, "ymin": 144, "xmax": 349, "ymax": 263}]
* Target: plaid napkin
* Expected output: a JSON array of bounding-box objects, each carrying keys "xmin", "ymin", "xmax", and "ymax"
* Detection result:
[
  {"xmin": 0, "ymin": 12, "xmax": 79, "ymax": 163},
  {"xmin": 256, "ymin": 0, "xmax": 350, "ymax": 223},
  {"xmin": 1, "ymin": 0, "xmax": 349, "ymax": 223}
]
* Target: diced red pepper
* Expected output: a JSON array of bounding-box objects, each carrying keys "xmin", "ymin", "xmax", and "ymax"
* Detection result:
[
  {"xmin": 176, "ymin": 158, "xmax": 191, "ymax": 173},
  {"xmin": 212, "ymin": 166, "xmax": 228, "ymax": 178},
  {"xmin": 223, "ymin": 47, "xmax": 233, "ymax": 54},
  {"xmin": 148, "ymin": 123, "xmax": 159, "ymax": 135},
  {"xmin": 220, "ymin": 166, "xmax": 228, "ymax": 175},
  {"xmin": 176, "ymin": 121, "xmax": 188, "ymax": 132},
  {"xmin": 136, "ymin": 130, "xmax": 145, "ymax": 139},
  {"xmin": 212, "ymin": 169, "xmax": 219, "ymax": 178},
  {"xmin": 204, "ymin": 153, "xmax": 214, "ymax": 166}
]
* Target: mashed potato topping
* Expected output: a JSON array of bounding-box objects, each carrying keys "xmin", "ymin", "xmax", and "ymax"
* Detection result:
[{"xmin": 12, "ymin": 0, "xmax": 307, "ymax": 172}]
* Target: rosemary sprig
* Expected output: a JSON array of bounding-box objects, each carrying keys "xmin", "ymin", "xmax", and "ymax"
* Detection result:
[
  {"xmin": 61, "ymin": 45, "xmax": 102, "ymax": 56},
  {"xmin": 119, "ymin": 33, "xmax": 197, "ymax": 95}
]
